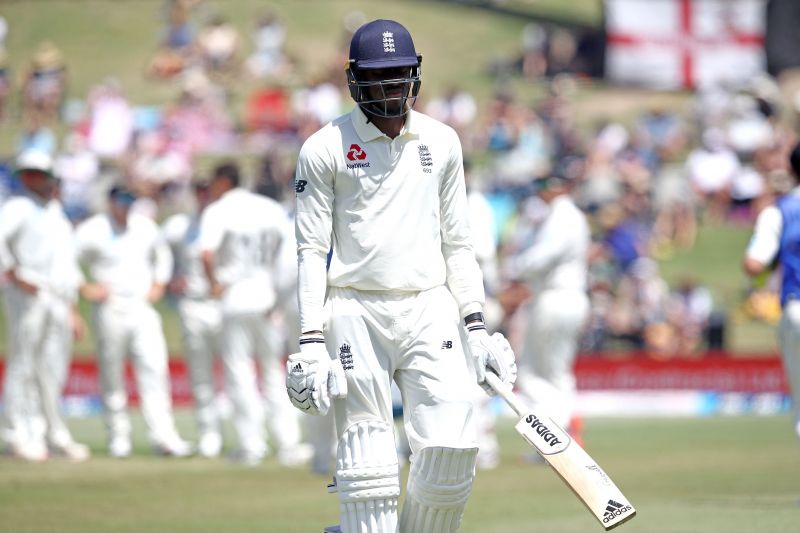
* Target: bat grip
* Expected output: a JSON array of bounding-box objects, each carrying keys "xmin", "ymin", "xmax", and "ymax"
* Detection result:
[{"xmin": 484, "ymin": 372, "xmax": 528, "ymax": 418}]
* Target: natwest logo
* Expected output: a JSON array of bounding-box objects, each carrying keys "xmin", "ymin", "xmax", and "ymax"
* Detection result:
[{"xmin": 346, "ymin": 144, "xmax": 367, "ymax": 161}]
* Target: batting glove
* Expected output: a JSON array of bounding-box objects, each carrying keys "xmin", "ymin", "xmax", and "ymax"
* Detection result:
[
  {"xmin": 286, "ymin": 333, "xmax": 347, "ymax": 416},
  {"xmin": 465, "ymin": 317, "xmax": 518, "ymax": 396}
]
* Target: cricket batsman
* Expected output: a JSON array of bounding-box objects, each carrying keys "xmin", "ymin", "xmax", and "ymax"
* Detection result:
[{"xmin": 286, "ymin": 19, "xmax": 517, "ymax": 532}]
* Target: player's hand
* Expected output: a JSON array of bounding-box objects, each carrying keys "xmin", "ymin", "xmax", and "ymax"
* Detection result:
[
  {"xmin": 80, "ymin": 282, "xmax": 109, "ymax": 303},
  {"xmin": 466, "ymin": 323, "xmax": 518, "ymax": 396},
  {"xmin": 147, "ymin": 283, "xmax": 166, "ymax": 303},
  {"xmin": 7, "ymin": 269, "xmax": 39, "ymax": 295},
  {"xmin": 286, "ymin": 334, "xmax": 347, "ymax": 416}
]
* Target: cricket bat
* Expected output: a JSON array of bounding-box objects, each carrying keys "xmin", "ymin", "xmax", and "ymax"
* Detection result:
[{"xmin": 484, "ymin": 372, "xmax": 636, "ymax": 530}]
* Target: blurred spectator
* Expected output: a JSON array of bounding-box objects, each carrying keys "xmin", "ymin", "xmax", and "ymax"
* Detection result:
[
  {"xmin": 425, "ymin": 85, "xmax": 477, "ymax": 137},
  {"xmin": 246, "ymin": 82, "xmax": 294, "ymax": 135},
  {"xmin": 293, "ymin": 73, "xmax": 344, "ymax": 130},
  {"xmin": 685, "ymin": 128, "xmax": 740, "ymax": 223},
  {"xmin": 666, "ymin": 277, "xmax": 714, "ymax": 355},
  {"xmin": 162, "ymin": 71, "xmax": 234, "ymax": 154},
  {"xmin": 196, "ymin": 14, "xmax": 241, "ymax": 80},
  {"xmin": 162, "ymin": 0, "xmax": 197, "ymax": 52},
  {"xmin": 606, "ymin": 257, "xmax": 671, "ymax": 353},
  {"xmin": 54, "ymin": 133, "xmax": 100, "ymax": 223},
  {"xmin": 635, "ymin": 106, "xmax": 687, "ymax": 164},
  {"xmin": 519, "ymin": 23, "xmax": 547, "ymax": 80},
  {"xmin": 246, "ymin": 10, "xmax": 288, "ymax": 79},
  {"xmin": 651, "ymin": 158, "xmax": 698, "ymax": 256},
  {"xmin": 597, "ymin": 203, "xmax": 649, "ymax": 273},
  {"xmin": 128, "ymin": 130, "xmax": 191, "ymax": 199},
  {"xmin": 21, "ymin": 41, "xmax": 68, "ymax": 127},
  {"xmin": 87, "ymin": 80, "xmax": 135, "ymax": 160}
]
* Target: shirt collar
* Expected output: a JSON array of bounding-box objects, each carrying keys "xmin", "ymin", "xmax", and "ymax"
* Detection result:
[{"xmin": 350, "ymin": 106, "xmax": 420, "ymax": 142}]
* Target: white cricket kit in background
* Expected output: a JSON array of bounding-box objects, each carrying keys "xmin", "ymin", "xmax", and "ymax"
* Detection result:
[
  {"xmin": 0, "ymin": 194, "xmax": 84, "ymax": 458},
  {"xmin": 162, "ymin": 212, "xmax": 223, "ymax": 456},
  {"xmin": 296, "ymin": 107, "xmax": 484, "ymax": 532},
  {"xmin": 509, "ymin": 194, "xmax": 590, "ymax": 429},
  {"xmin": 199, "ymin": 188, "xmax": 303, "ymax": 461},
  {"xmin": 76, "ymin": 212, "xmax": 185, "ymax": 453}
]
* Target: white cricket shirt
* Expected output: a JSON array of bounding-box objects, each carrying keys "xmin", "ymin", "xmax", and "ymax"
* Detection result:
[
  {"xmin": 198, "ymin": 188, "xmax": 287, "ymax": 315},
  {"xmin": 76, "ymin": 212, "xmax": 172, "ymax": 301},
  {"xmin": 507, "ymin": 194, "xmax": 589, "ymax": 294},
  {"xmin": 0, "ymin": 193, "xmax": 81, "ymax": 299},
  {"xmin": 162, "ymin": 212, "xmax": 210, "ymax": 299},
  {"xmin": 295, "ymin": 106, "xmax": 484, "ymax": 332}
]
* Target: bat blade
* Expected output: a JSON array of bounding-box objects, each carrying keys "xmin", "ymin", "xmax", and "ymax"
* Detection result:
[
  {"xmin": 485, "ymin": 373, "xmax": 636, "ymax": 530},
  {"xmin": 513, "ymin": 413, "xmax": 636, "ymax": 530}
]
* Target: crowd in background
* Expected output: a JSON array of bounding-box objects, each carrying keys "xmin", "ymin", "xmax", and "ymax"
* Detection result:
[{"xmin": 0, "ymin": 1, "xmax": 798, "ymax": 360}]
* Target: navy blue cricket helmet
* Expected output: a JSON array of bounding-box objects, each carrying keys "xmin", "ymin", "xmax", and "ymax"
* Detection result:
[{"xmin": 345, "ymin": 19, "xmax": 422, "ymax": 118}]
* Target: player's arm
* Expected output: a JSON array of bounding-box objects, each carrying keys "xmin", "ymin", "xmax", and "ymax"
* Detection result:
[
  {"xmin": 287, "ymin": 138, "xmax": 345, "ymax": 415},
  {"xmin": 149, "ymin": 223, "xmax": 173, "ymax": 303},
  {"xmin": 198, "ymin": 205, "xmax": 225, "ymax": 298},
  {"xmin": 0, "ymin": 200, "xmax": 38, "ymax": 294},
  {"xmin": 743, "ymin": 205, "xmax": 781, "ymax": 278},
  {"xmin": 439, "ymin": 130, "xmax": 516, "ymax": 394},
  {"xmin": 75, "ymin": 218, "xmax": 109, "ymax": 303}
]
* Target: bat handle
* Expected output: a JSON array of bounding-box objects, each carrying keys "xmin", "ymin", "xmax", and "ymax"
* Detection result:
[{"xmin": 484, "ymin": 372, "xmax": 528, "ymax": 418}]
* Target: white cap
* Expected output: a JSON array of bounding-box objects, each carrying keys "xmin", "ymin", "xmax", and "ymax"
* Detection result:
[{"xmin": 16, "ymin": 150, "xmax": 54, "ymax": 176}]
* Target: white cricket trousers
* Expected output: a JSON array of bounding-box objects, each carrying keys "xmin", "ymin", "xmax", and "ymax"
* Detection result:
[
  {"xmin": 1, "ymin": 287, "xmax": 75, "ymax": 450},
  {"xmin": 177, "ymin": 298, "xmax": 223, "ymax": 439},
  {"xmin": 778, "ymin": 300, "xmax": 800, "ymax": 438},
  {"xmin": 221, "ymin": 311, "xmax": 302, "ymax": 456},
  {"xmin": 517, "ymin": 288, "xmax": 590, "ymax": 429},
  {"xmin": 326, "ymin": 285, "xmax": 477, "ymax": 453},
  {"xmin": 92, "ymin": 299, "xmax": 180, "ymax": 445}
]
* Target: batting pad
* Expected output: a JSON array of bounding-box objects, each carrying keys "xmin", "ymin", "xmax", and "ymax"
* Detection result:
[
  {"xmin": 399, "ymin": 446, "xmax": 478, "ymax": 533},
  {"xmin": 336, "ymin": 420, "xmax": 401, "ymax": 533}
]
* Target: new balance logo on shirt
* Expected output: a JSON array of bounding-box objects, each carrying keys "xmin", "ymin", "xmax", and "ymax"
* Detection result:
[{"xmin": 441, "ymin": 340, "xmax": 453, "ymax": 349}]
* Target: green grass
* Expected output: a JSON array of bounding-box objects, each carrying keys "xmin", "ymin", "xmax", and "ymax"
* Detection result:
[{"xmin": 1, "ymin": 413, "xmax": 798, "ymax": 532}]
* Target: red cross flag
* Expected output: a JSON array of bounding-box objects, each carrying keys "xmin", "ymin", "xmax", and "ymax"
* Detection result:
[{"xmin": 605, "ymin": 0, "xmax": 766, "ymax": 90}]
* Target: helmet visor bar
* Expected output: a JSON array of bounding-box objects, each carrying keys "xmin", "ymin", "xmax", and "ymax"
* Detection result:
[{"xmin": 346, "ymin": 63, "xmax": 422, "ymax": 118}]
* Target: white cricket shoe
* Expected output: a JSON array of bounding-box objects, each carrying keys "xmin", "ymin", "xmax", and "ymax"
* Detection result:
[
  {"xmin": 109, "ymin": 435, "xmax": 132, "ymax": 459},
  {"xmin": 278, "ymin": 443, "xmax": 313, "ymax": 467},
  {"xmin": 197, "ymin": 432, "xmax": 222, "ymax": 458},
  {"xmin": 228, "ymin": 448, "xmax": 264, "ymax": 467},
  {"xmin": 51, "ymin": 441, "xmax": 91, "ymax": 462},
  {"xmin": 7, "ymin": 442, "xmax": 49, "ymax": 462},
  {"xmin": 153, "ymin": 435, "xmax": 194, "ymax": 458}
]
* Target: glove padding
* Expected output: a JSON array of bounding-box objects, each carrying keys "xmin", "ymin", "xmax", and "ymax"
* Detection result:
[
  {"xmin": 286, "ymin": 337, "xmax": 347, "ymax": 416},
  {"xmin": 466, "ymin": 326, "xmax": 518, "ymax": 396}
]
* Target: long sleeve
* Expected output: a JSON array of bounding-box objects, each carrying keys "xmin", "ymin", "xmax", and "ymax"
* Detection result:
[
  {"xmin": 439, "ymin": 129, "xmax": 485, "ymax": 318},
  {"xmin": 295, "ymin": 137, "xmax": 335, "ymax": 332},
  {"xmin": 153, "ymin": 231, "xmax": 174, "ymax": 285}
]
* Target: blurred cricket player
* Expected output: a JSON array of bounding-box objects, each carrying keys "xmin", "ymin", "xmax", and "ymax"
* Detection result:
[
  {"xmin": 287, "ymin": 19, "xmax": 517, "ymax": 532},
  {"xmin": 199, "ymin": 162, "xmax": 307, "ymax": 466},
  {"xmin": 162, "ymin": 181, "xmax": 224, "ymax": 458},
  {"xmin": 0, "ymin": 150, "xmax": 90, "ymax": 462},
  {"xmin": 744, "ymin": 142, "xmax": 800, "ymax": 441},
  {"xmin": 504, "ymin": 172, "xmax": 590, "ymax": 436},
  {"xmin": 77, "ymin": 185, "xmax": 192, "ymax": 458}
]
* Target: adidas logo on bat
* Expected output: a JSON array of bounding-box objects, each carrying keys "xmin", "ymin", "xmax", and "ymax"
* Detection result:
[{"xmin": 602, "ymin": 499, "xmax": 632, "ymax": 523}]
